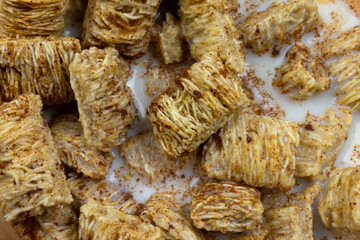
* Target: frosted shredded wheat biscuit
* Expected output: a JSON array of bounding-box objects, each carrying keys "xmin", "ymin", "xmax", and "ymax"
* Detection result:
[
  {"xmin": 79, "ymin": 198, "xmax": 163, "ymax": 240},
  {"xmin": 119, "ymin": 131, "xmax": 187, "ymax": 181},
  {"xmin": 69, "ymin": 47, "xmax": 136, "ymax": 152},
  {"xmin": 51, "ymin": 114, "xmax": 114, "ymax": 179},
  {"xmin": 0, "ymin": 36, "xmax": 80, "ymax": 105},
  {"xmin": 147, "ymin": 52, "xmax": 249, "ymax": 158},
  {"xmin": 0, "ymin": 0, "xmax": 68, "ymax": 37},
  {"xmin": 142, "ymin": 192, "xmax": 204, "ymax": 240},
  {"xmin": 0, "ymin": 93, "xmax": 72, "ymax": 222},
  {"xmin": 190, "ymin": 182, "xmax": 264, "ymax": 233},
  {"xmin": 202, "ymin": 111, "xmax": 299, "ymax": 191},
  {"xmin": 273, "ymin": 42, "xmax": 330, "ymax": 101},
  {"xmin": 239, "ymin": 0, "xmax": 322, "ymax": 55},
  {"xmin": 319, "ymin": 167, "xmax": 360, "ymax": 238},
  {"xmin": 330, "ymin": 52, "xmax": 360, "ymax": 111},
  {"xmin": 82, "ymin": 0, "xmax": 161, "ymax": 57},
  {"xmin": 295, "ymin": 107, "xmax": 352, "ymax": 180},
  {"xmin": 67, "ymin": 174, "xmax": 141, "ymax": 215},
  {"xmin": 153, "ymin": 12, "xmax": 183, "ymax": 64},
  {"xmin": 261, "ymin": 184, "xmax": 321, "ymax": 240},
  {"xmin": 179, "ymin": 0, "xmax": 245, "ymax": 73},
  {"xmin": 320, "ymin": 25, "xmax": 360, "ymax": 59}
]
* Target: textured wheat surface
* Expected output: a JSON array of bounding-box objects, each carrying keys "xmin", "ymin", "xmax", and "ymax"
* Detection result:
[
  {"xmin": 330, "ymin": 53, "xmax": 360, "ymax": 111},
  {"xmin": 190, "ymin": 182, "xmax": 264, "ymax": 233},
  {"xmin": 51, "ymin": 114, "xmax": 114, "ymax": 178},
  {"xmin": 320, "ymin": 25, "xmax": 360, "ymax": 59},
  {"xmin": 273, "ymin": 42, "xmax": 330, "ymax": 101},
  {"xmin": 239, "ymin": 0, "xmax": 322, "ymax": 55},
  {"xmin": 179, "ymin": 0, "xmax": 245, "ymax": 73},
  {"xmin": 69, "ymin": 47, "xmax": 136, "ymax": 152},
  {"xmin": 319, "ymin": 168, "xmax": 360, "ymax": 239},
  {"xmin": 153, "ymin": 13, "xmax": 183, "ymax": 65},
  {"xmin": 295, "ymin": 108, "xmax": 352, "ymax": 180},
  {"xmin": 82, "ymin": 0, "xmax": 161, "ymax": 57},
  {"xmin": 142, "ymin": 192, "xmax": 204, "ymax": 240},
  {"xmin": 0, "ymin": 37, "xmax": 80, "ymax": 105},
  {"xmin": 148, "ymin": 52, "xmax": 249, "ymax": 158},
  {"xmin": 79, "ymin": 198, "xmax": 163, "ymax": 240},
  {"xmin": 0, "ymin": 0, "xmax": 68, "ymax": 37},
  {"xmin": 0, "ymin": 93, "xmax": 72, "ymax": 222},
  {"xmin": 202, "ymin": 111, "xmax": 299, "ymax": 190}
]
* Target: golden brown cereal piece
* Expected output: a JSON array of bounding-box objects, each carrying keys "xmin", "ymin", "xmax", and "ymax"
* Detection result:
[
  {"xmin": 82, "ymin": 0, "xmax": 161, "ymax": 57},
  {"xmin": 202, "ymin": 111, "xmax": 299, "ymax": 191},
  {"xmin": 0, "ymin": 0, "xmax": 68, "ymax": 37},
  {"xmin": 273, "ymin": 42, "xmax": 330, "ymax": 101},
  {"xmin": 67, "ymin": 174, "xmax": 141, "ymax": 215},
  {"xmin": 264, "ymin": 184, "xmax": 321, "ymax": 240},
  {"xmin": 153, "ymin": 12, "xmax": 183, "ymax": 64},
  {"xmin": 179, "ymin": 0, "xmax": 245, "ymax": 73},
  {"xmin": 69, "ymin": 47, "xmax": 136, "ymax": 152},
  {"xmin": 190, "ymin": 182, "xmax": 264, "ymax": 233},
  {"xmin": 51, "ymin": 114, "xmax": 114, "ymax": 178},
  {"xmin": 119, "ymin": 131, "xmax": 187, "ymax": 181},
  {"xmin": 0, "ymin": 93, "xmax": 72, "ymax": 222},
  {"xmin": 147, "ymin": 52, "xmax": 249, "ymax": 158},
  {"xmin": 319, "ymin": 168, "xmax": 360, "ymax": 238},
  {"xmin": 79, "ymin": 198, "xmax": 163, "ymax": 240},
  {"xmin": 0, "ymin": 36, "xmax": 80, "ymax": 105},
  {"xmin": 330, "ymin": 53, "xmax": 360, "ymax": 111},
  {"xmin": 295, "ymin": 108, "xmax": 352, "ymax": 180},
  {"xmin": 142, "ymin": 193, "xmax": 204, "ymax": 240},
  {"xmin": 320, "ymin": 25, "xmax": 360, "ymax": 59},
  {"xmin": 239, "ymin": 0, "xmax": 321, "ymax": 55},
  {"xmin": 68, "ymin": 175, "xmax": 119, "ymax": 205}
]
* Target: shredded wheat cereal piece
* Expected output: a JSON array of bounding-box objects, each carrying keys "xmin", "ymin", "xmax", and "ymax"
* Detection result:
[
  {"xmin": 69, "ymin": 47, "xmax": 136, "ymax": 152},
  {"xmin": 273, "ymin": 42, "xmax": 330, "ymax": 101},
  {"xmin": 264, "ymin": 184, "xmax": 321, "ymax": 240},
  {"xmin": 0, "ymin": 0, "xmax": 68, "ymax": 37},
  {"xmin": 82, "ymin": 0, "xmax": 161, "ymax": 57},
  {"xmin": 0, "ymin": 93, "xmax": 72, "ymax": 222},
  {"xmin": 0, "ymin": 36, "xmax": 80, "ymax": 105},
  {"xmin": 79, "ymin": 198, "xmax": 163, "ymax": 240},
  {"xmin": 119, "ymin": 131, "xmax": 187, "ymax": 181},
  {"xmin": 320, "ymin": 25, "xmax": 360, "ymax": 59},
  {"xmin": 147, "ymin": 52, "xmax": 249, "ymax": 158},
  {"xmin": 153, "ymin": 12, "xmax": 183, "ymax": 64},
  {"xmin": 295, "ymin": 108, "xmax": 352, "ymax": 180},
  {"xmin": 330, "ymin": 53, "xmax": 360, "ymax": 111},
  {"xmin": 239, "ymin": 0, "xmax": 322, "ymax": 55},
  {"xmin": 179, "ymin": 0, "xmax": 245, "ymax": 73},
  {"xmin": 51, "ymin": 114, "xmax": 114, "ymax": 178},
  {"xmin": 202, "ymin": 111, "xmax": 299, "ymax": 190},
  {"xmin": 190, "ymin": 182, "xmax": 264, "ymax": 233},
  {"xmin": 319, "ymin": 167, "xmax": 360, "ymax": 238},
  {"xmin": 142, "ymin": 192, "xmax": 204, "ymax": 240},
  {"xmin": 67, "ymin": 175, "xmax": 141, "ymax": 214}
]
